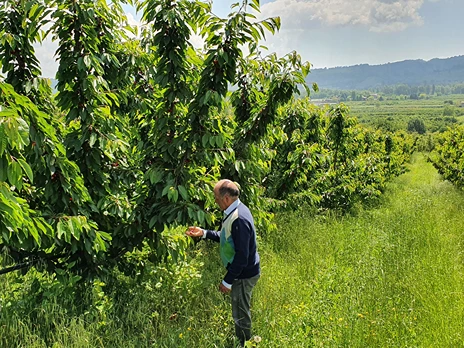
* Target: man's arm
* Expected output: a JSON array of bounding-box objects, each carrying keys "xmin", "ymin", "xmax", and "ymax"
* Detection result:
[{"xmin": 203, "ymin": 229, "xmax": 220, "ymax": 242}]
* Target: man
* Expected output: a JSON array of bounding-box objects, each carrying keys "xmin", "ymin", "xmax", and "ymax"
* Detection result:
[{"xmin": 186, "ymin": 179, "xmax": 260, "ymax": 347}]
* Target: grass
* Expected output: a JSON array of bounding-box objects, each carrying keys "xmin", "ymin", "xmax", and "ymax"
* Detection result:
[
  {"xmin": 1, "ymin": 153, "xmax": 463, "ymax": 347},
  {"xmin": 260, "ymin": 153, "xmax": 464, "ymax": 347}
]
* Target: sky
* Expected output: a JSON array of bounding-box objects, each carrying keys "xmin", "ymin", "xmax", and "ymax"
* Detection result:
[{"xmin": 36, "ymin": 0, "xmax": 464, "ymax": 77}]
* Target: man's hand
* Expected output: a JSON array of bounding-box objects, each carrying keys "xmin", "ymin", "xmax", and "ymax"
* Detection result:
[
  {"xmin": 185, "ymin": 226, "xmax": 204, "ymax": 238},
  {"xmin": 219, "ymin": 283, "xmax": 231, "ymax": 294}
]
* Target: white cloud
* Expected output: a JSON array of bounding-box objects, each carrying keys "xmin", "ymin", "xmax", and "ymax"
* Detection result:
[{"xmin": 260, "ymin": 0, "xmax": 432, "ymax": 33}]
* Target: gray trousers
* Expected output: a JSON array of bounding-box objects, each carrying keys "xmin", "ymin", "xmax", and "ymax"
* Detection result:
[{"xmin": 231, "ymin": 274, "xmax": 260, "ymax": 346}]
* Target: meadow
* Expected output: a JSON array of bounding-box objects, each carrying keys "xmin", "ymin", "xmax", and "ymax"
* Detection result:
[
  {"xmin": 1, "ymin": 153, "xmax": 463, "ymax": 347},
  {"xmin": 345, "ymin": 94, "xmax": 464, "ymax": 132}
]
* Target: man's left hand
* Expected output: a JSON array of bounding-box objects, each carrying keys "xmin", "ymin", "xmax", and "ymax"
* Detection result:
[{"xmin": 219, "ymin": 283, "xmax": 231, "ymax": 294}]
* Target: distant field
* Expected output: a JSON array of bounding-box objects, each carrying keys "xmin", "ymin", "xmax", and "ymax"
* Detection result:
[{"xmin": 345, "ymin": 94, "xmax": 464, "ymax": 133}]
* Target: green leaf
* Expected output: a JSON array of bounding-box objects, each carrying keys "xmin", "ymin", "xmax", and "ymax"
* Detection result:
[
  {"xmin": 7, "ymin": 161, "xmax": 22, "ymax": 189},
  {"xmin": 95, "ymin": 233, "xmax": 107, "ymax": 252},
  {"xmin": 272, "ymin": 17, "xmax": 281, "ymax": 30},
  {"xmin": 35, "ymin": 218, "xmax": 52, "ymax": 237},
  {"xmin": 168, "ymin": 187, "xmax": 178, "ymax": 202},
  {"xmin": 89, "ymin": 133, "xmax": 97, "ymax": 147},
  {"xmin": 57, "ymin": 220, "xmax": 64, "ymax": 240},
  {"xmin": 64, "ymin": 222, "xmax": 71, "ymax": 243},
  {"xmin": 203, "ymin": 90, "xmax": 212, "ymax": 105},
  {"xmin": 197, "ymin": 210, "xmax": 205, "ymax": 224},
  {"xmin": 99, "ymin": 231, "xmax": 112, "ymax": 241},
  {"xmin": 0, "ymin": 157, "xmax": 7, "ymax": 181},
  {"xmin": 249, "ymin": 0, "xmax": 260, "ymax": 12},
  {"xmin": 216, "ymin": 134, "xmax": 225, "ymax": 148},
  {"xmin": 149, "ymin": 169, "xmax": 163, "ymax": 184},
  {"xmin": 162, "ymin": 185, "xmax": 170, "ymax": 197},
  {"xmin": 28, "ymin": 223, "xmax": 41, "ymax": 246},
  {"xmin": 178, "ymin": 185, "xmax": 188, "ymax": 200},
  {"xmin": 69, "ymin": 218, "xmax": 80, "ymax": 241},
  {"xmin": 149, "ymin": 215, "xmax": 157, "ymax": 229},
  {"xmin": 84, "ymin": 238, "xmax": 93, "ymax": 255},
  {"xmin": 77, "ymin": 57, "xmax": 85, "ymax": 71},
  {"xmin": 301, "ymin": 63, "xmax": 310, "ymax": 77},
  {"xmin": 17, "ymin": 118, "xmax": 30, "ymax": 147},
  {"xmin": 202, "ymin": 134, "xmax": 209, "ymax": 147},
  {"xmin": 17, "ymin": 158, "xmax": 33, "ymax": 183},
  {"xmin": 0, "ymin": 124, "xmax": 6, "ymax": 156}
]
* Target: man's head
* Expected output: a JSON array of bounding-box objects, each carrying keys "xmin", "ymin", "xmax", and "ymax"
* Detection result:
[{"xmin": 213, "ymin": 179, "xmax": 240, "ymax": 211}]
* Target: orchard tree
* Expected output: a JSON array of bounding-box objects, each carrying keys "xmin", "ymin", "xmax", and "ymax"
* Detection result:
[
  {"xmin": 431, "ymin": 126, "xmax": 464, "ymax": 188},
  {"xmin": 0, "ymin": 0, "xmax": 313, "ymax": 279}
]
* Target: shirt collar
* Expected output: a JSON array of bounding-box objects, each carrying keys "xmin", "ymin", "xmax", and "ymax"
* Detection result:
[{"xmin": 224, "ymin": 198, "xmax": 240, "ymax": 217}]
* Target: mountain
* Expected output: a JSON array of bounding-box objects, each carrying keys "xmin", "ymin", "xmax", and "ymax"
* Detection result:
[{"xmin": 307, "ymin": 55, "xmax": 464, "ymax": 90}]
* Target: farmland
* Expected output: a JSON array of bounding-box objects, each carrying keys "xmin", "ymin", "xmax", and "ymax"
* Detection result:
[
  {"xmin": 1, "ymin": 0, "xmax": 464, "ymax": 346},
  {"xmin": 345, "ymin": 94, "xmax": 464, "ymax": 133}
]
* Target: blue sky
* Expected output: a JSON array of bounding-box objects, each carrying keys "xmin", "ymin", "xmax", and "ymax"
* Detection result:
[
  {"xmin": 37, "ymin": 0, "xmax": 464, "ymax": 77},
  {"xmin": 125, "ymin": 0, "xmax": 464, "ymax": 69}
]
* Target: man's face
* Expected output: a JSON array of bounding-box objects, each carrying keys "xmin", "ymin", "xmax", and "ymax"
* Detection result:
[{"xmin": 214, "ymin": 188, "xmax": 228, "ymax": 211}]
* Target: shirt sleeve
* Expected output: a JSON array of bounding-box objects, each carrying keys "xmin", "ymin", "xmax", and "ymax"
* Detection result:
[
  {"xmin": 223, "ymin": 218, "xmax": 252, "ymax": 285},
  {"xmin": 221, "ymin": 280, "xmax": 232, "ymax": 289},
  {"xmin": 203, "ymin": 229, "xmax": 220, "ymax": 242}
]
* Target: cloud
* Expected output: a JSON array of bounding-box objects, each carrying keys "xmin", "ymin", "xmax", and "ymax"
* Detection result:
[{"xmin": 259, "ymin": 0, "xmax": 432, "ymax": 32}]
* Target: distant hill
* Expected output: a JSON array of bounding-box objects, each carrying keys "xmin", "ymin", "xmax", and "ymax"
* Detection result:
[{"xmin": 307, "ymin": 56, "xmax": 464, "ymax": 90}]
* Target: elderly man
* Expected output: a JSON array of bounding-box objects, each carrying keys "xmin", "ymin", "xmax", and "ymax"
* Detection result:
[{"xmin": 186, "ymin": 179, "xmax": 260, "ymax": 346}]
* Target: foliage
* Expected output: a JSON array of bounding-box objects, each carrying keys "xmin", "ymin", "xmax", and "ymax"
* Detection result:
[
  {"xmin": 0, "ymin": 0, "xmax": 313, "ymax": 277},
  {"xmin": 0, "ymin": 82, "xmax": 100, "ymax": 278},
  {"xmin": 0, "ymin": 0, "xmax": 415, "ymax": 281},
  {"xmin": 429, "ymin": 125, "xmax": 464, "ymax": 188},
  {"xmin": 1, "ymin": 155, "xmax": 463, "ymax": 347},
  {"xmin": 407, "ymin": 118, "xmax": 426, "ymax": 134},
  {"xmin": 265, "ymin": 99, "xmax": 414, "ymax": 210},
  {"xmin": 0, "ymin": 0, "xmax": 50, "ymax": 97},
  {"xmin": 443, "ymin": 104, "xmax": 455, "ymax": 116}
]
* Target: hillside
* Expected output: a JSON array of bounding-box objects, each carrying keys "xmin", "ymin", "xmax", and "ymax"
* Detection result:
[{"xmin": 308, "ymin": 55, "xmax": 464, "ymax": 90}]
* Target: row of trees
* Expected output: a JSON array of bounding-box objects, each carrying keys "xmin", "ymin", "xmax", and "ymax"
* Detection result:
[
  {"xmin": 1, "ymin": 0, "xmax": 412, "ymax": 281},
  {"xmin": 315, "ymin": 83, "xmax": 464, "ymax": 101},
  {"xmin": 374, "ymin": 83, "xmax": 464, "ymax": 97},
  {"xmin": 430, "ymin": 126, "xmax": 464, "ymax": 188},
  {"xmin": 265, "ymin": 100, "xmax": 413, "ymax": 210}
]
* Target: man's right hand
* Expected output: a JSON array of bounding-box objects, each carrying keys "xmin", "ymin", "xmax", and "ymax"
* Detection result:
[{"xmin": 185, "ymin": 226, "xmax": 204, "ymax": 238}]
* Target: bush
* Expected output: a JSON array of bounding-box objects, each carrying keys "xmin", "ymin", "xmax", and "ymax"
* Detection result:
[
  {"xmin": 443, "ymin": 105, "xmax": 455, "ymax": 116},
  {"xmin": 407, "ymin": 119, "xmax": 426, "ymax": 134}
]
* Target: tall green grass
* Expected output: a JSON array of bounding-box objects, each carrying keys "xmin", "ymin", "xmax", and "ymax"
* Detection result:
[
  {"xmin": 1, "ymin": 153, "xmax": 463, "ymax": 347},
  {"xmin": 258, "ymin": 153, "xmax": 464, "ymax": 346}
]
